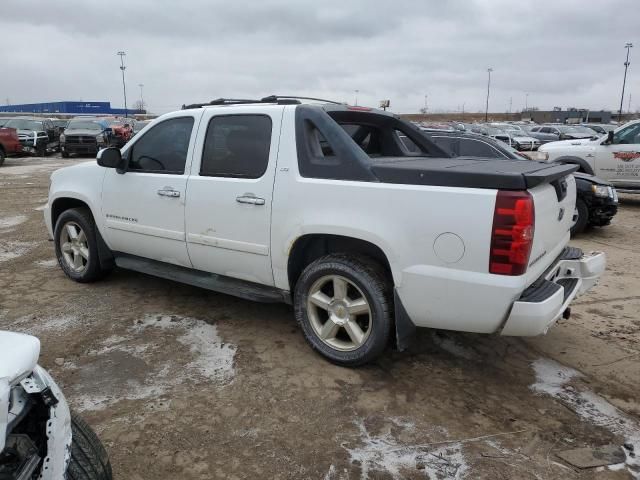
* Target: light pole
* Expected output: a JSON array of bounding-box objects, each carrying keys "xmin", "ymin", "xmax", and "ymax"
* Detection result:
[
  {"xmin": 424, "ymin": 94, "xmax": 428, "ymax": 114},
  {"xmin": 485, "ymin": 68, "xmax": 493, "ymax": 122},
  {"xmin": 619, "ymin": 42, "xmax": 633, "ymax": 121},
  {"xmin": 117, "ymin": 51, "xmax": 128, "ymax": 118},
  {"xmin": 525, "ymin": 93, "xmax": 529, "ymax": 111},
  {"xmin": 354, "ymin": 90, "xmax": 359, "ymax": 106},
  {"xmin": 138, "ymin": 83, "xmax": 144, "ymax": 113}
]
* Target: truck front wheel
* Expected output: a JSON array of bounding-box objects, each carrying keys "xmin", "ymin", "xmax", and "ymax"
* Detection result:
[
  {"xmin": 294, "ymin": 254, "xmax": 393, "ymax": 366},
  {"xmin": 571, "ymin": 198, "xmax": 589, "ymax": 235},
  {"xmin": 54, "ymin": 207, "xmax": 111, "ymax": 283}
]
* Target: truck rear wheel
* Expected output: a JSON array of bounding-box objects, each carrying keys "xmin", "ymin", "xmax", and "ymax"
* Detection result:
[
  {"xmin": 0, "ymin": 149, "xmax": 5, "ymax": 166},
  {"xmin": 294, "ymin": 254, "xmax": 392, "ymax": 366},
  {"xmin": 67, "ymin": 411, "xmax": 113, "ymax": 480}
]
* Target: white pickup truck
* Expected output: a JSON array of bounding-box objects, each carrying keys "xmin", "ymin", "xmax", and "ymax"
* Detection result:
[
  {"xmin": 45, "ymin": 97, "xmax": 605, "ymax": 365},
  {"xmin": 539, "ymin": 119, "xmax": 640, "ymax": 193}
]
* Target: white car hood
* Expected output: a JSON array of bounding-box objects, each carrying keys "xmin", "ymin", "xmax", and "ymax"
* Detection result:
[
  {"xmin": 0, "ymin": 331, "xmax": 40, "ymax": 384},
  {"xmin": 540, "ymin": 138, "xmax": 596, "ymax": 149}
]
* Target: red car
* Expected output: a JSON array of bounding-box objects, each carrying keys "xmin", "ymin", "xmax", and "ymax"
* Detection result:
[
  {"xmin": 106, "ymin": 118, "xmax": 134, "ymax": 147},
  {"xmin": 0, "ymin": 126, "xmax": 22, "ymax": 166}
]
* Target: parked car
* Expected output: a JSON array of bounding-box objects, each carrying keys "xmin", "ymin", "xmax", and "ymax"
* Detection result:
[
  {"xmin": 0, "ymin": 126, "xmax": 23, "ymax": 166},
  {"xmin": 131, "ymin": 119, "xmax": 152, "ymax": 138},
  {"xmin": 422, "ymin": 131, "xmax": 618, "ymax": 235},
  {"xmin": 105, "ymin": 118, "xmax": 134, "ymax": 147},
  {"xmin": 539, "ymin": 120, "xmax": 640, "ymax": 193},
  {"xmin": 571, "ymin": 173, "xmax": 618, "ymax": 234},
  {"xmin": 60, "ymin": 118, "xmax": 111, "ymax": 158},
  {"xmin": 530, "ymin": 124, "xmax": 596, "ymax": 143},
  {"xmin": 50, "ymin": 118, "xmax": 69, "ymax": 136},
  {"xmin": 1, "ymin": 117, "xmax": 60, "ymax": 156},
  {"xmin": 45, "ymin": 98, "xmax": 604, "ymax": 366},
  {"xmin": 0, "ymin": 330, "xmax": 112, "ymax": 479},
  {"xmin": 471, "ymin": 125, "xmax": 540, "ymax": 151}
]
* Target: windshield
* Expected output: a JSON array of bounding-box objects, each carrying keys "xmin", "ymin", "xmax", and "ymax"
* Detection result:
[
  {"xmin": 67, "ymin": 120, "xmax": 104, "ymax": 130},
  {"xmin": 3, "ymin": 119, "xmax": 43, "ymax": 130},
  {"xmin": 557, "ymin": 125, "xmax": 594, "ymax": 135}
]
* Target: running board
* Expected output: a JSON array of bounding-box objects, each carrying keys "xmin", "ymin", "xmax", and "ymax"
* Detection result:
[{"xmin": 114, "ymin": 253, "xmax": 290, "ymax": 304}]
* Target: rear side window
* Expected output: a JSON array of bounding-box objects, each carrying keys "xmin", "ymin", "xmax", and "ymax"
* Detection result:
[
  {"xmin": 459, "ymin": 139, "xmax": 502, "ymax": 158},
  {"xmin": 201, "ymin": 115, "xmax": 272, "ymax": 178},
  {"xmin": 431, "ymin": 136, "xmax": 458, "ymax": 156},
  {"xmin": 128, "ymin": 117, "xmax": 194, "ymax": 174}
]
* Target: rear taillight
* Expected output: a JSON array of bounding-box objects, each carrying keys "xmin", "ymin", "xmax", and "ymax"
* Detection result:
[{"xmin": 489, "ymin": 191, "xmax": 535, "ymax": 276}]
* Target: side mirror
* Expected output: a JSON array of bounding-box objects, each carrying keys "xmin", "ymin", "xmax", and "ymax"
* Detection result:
[
  {"xmin": 97, "ymin": 147, "xmax": 124, "ymax": 172},
  {"xmin": 605, "ymin": 130, "xmax": 614, "ymax": 145}
]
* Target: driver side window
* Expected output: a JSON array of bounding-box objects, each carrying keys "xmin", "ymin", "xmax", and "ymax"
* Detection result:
[
  {"xmin": 128, "ymin": 117, "xmax": 194, "ymax": 174},
  {"xmin": 613, "ymin": 123, "xmax": 640, "ymax": 145}
]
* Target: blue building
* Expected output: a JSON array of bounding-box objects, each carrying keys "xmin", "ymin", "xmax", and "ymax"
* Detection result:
[{"xmin": 0, "ymin": 101, "xmax": 141, "ymax": 115}]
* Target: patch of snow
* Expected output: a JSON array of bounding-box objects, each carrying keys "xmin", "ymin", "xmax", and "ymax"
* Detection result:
[
  {"xmin": 35, "ymin": 259, "xmax": 58, "ymax": 268},
  {"xmin": 0, "ymin": 162, "xmax": 66, "ymax": 176},
  {"xmin": 0, "ymin": 215, "xmax": 27, "ymax": 229},
  {"xmin": 35, "ymin": 204, "xmax": 47, "ymax": 212},
  {"xmin": 12, "ymin": 315, "xmax": 79, "ymax": 336},
  {"xmin": 74, "ymin": 314, "xmax": 236, "ymax": 412},
  {"xmin": 344, "ymin": 419, "xmax": 468, "ymax": 479},
  {"xmin": 530, "ymin": 358, "xmax": 640, "ymax": 478},
  {"xmin": 0, "ymin": 241, "xmax": 35, "ymax": 262}
]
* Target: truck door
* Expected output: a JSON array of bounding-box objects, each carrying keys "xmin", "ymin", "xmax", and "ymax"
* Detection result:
[
  {"xmin": 594, "ymin": 122, "xmax": 640, "ymax": 187},
  {"xmin": 101, "ymin": 114, "xmax": 200, "ymax": 267},
  {"xmin": 185, "ymin": 108, "xmax": 283, "ymax": 286}
]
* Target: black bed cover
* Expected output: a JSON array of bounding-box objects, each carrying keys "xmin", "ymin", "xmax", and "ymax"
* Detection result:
[{"xmin": 370, "ymin": 157, "xmax": 579, "ymax": 190}]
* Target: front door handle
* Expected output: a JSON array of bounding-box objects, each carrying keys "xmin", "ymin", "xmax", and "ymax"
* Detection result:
[
  {"xmin": 236, "ymin": 195, "xmax": 265, "ymax": 206},
  {"xmin": 157, "ymin": 187, "xmax": 180, "ymax": 198}
]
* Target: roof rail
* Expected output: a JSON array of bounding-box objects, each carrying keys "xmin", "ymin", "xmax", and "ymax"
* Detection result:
[
  {"xmin": 261, "ymin": 95, "xmax": 343, "ymax": 105},
  {"xmin": 182, "ymin": 95, "xmax": 343, "ymax": 110}
]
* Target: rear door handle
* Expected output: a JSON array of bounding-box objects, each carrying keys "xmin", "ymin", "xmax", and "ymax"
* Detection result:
[
  {"xmin": 157, "ymin": 187, "xmax": 180, "ymax": 198},
  {"xmin": 236, "ymin": 195, "xmax": 265, "ymax": 206}
]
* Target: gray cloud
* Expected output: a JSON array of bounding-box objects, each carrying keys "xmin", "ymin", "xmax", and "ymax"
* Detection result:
[{"xmin": 0, "ymin": 0, "xmax": 637, "ymax": 114}]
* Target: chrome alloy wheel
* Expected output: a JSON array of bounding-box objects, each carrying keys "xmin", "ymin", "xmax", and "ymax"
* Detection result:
[
  {"xmin": 59, "ymin": 221, "xmax": 89, "ymax": 273},
  {"xmin": 306, "ymin": 274, "xmax": 372, "ymax": 351}
]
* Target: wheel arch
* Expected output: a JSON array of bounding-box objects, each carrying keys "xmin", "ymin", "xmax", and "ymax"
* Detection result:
[
  {"xmin": 555, "ymin": 156, "xmax": 594, "ymax": 175},
  {"xmin": 51, "ymin": 196, "xmax": 114, "ymax": 269},
  {"xmin": 51, "ymin": 197, "xmax": 93, "ymax": 230},
  {"xmin": 287, "ymin": 233, "xmax": 393, "ymax": 293}
]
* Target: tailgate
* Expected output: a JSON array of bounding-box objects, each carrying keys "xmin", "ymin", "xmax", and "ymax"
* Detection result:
[{"xmin": 525, "ymin": 174, "xmax": 576, "ymax": 283}]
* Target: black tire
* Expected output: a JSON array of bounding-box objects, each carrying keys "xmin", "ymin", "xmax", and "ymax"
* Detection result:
[
  {"xmin": 571, "ymin": 198, "xmax": 589, "ymax": 235},
  {"xmin": 54, "ymin": 207, "xmax": 111, "ymax": 282},
  {"xmin": 0, "ymin": 149, "xmax": 5, "ymax": 166},
  {"xmin": 36, "ymin": 143, "xmax": 46, "ymax": 157},
  {"xmin": 294, "ymin": 253, "xmax": 393, "ymax": 366},
  {"xmin": 62, "ymin": 151, "xmax": 70, "ymax": 158},
  {"xmin": 67, "ymin": 411, "xmax": 113, "ymax": 480}
]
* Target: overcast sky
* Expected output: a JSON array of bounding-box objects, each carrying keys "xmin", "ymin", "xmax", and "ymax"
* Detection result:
[{"xmin": 1, "ymin": 0, "xmax": 638, "ymax": 115}]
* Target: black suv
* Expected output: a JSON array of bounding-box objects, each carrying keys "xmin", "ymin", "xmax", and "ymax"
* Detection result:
[{"xmin": 415, "ymin": 131, "xmax": 618, "ymax": 235}]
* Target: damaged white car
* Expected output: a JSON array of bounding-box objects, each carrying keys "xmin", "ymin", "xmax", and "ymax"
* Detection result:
[{"xmin": 0, "ymin": 331, "xmax": 112, "ymax": 480}]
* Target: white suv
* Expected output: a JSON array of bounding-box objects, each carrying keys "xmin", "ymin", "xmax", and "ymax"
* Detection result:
[
  {"xmin": 539, "ymin": 120, "xmax": 640, "ymax": 193},
  {"xmin": 45, "ymin": 97, "xmax": 605, "ymax": 365}
]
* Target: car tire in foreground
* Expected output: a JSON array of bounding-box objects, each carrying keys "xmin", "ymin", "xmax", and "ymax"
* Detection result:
[
  {"xmin": 294, "ymin": 253, "xmax": 393, "ymax": 367},
  {"xmin": 571, "ymin": 198, "xmax": 589, "ymax": 235},
  {"xmin": 67, "ymin": 411, "xmax": 113, "ymax": 480},
  {"xmin": 54, "ymin": 207, "xmax": 111, "ymax": 283}
]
